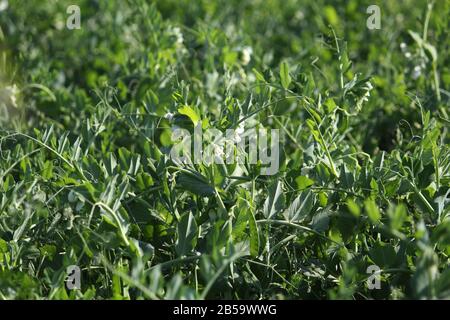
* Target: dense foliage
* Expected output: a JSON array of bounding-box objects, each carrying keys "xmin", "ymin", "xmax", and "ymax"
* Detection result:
[{"xmin": 0, "ymin": 0, "xmax": 449, "ymax": 299}]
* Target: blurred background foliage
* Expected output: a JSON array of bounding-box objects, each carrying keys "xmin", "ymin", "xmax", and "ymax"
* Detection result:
[{"xmin": 1, "ymin": 0, "xmax": 448, "ymax": 151}]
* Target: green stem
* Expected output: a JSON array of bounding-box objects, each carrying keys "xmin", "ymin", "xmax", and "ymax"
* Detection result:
[{"xmin": 257, "ymin": 219, "xmax": 344, "ymax": 247}]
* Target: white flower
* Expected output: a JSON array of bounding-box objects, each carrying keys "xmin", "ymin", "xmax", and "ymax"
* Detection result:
[
  {"xmin": 55, "ymin": 20, "xmax": 65, "ymax": 30},
  {"xmin": 236, "ymin": 125, "xmax": 245, "ymax": 135},
  {"xmin": 164, "ymin": 112, "xmax": 174, "ymax": 121},
  {"xmin": 0, "ymin": 84, "xmax": 18, "ymax": 108},
  {"xmin": 241, "ymin": 46, "xmax": 253, "ymax": 66},
  {"xmin": 214, "ymin": 144, "xmax": 224, "ymax": 158},
  {"xmin": 0, "ymin": 0, "xmax": 8, "ymax": 12},
  {"xmin": 233, "ymin": 123, "xmax": 245, "ymax": 143},
  {"xmin": 364, "ymin": 81, "xmax": 373, "ymax": 91},
  {"xmin": 400, "ymin": 42, "xmax": 407, "ymax": 52},
  {"xmin": 172, "ymin": 27, "xmax": 184, "ymax": 45},
  {"xmin": 356, "ymin": 80, "xmax": 373, "ymax": 110},
  {"xmin": 412, "ymin": 66, "xmax": 421, "ymax": 80},
  {"xmin": 405, "ymin": 52, "xmax": 412, "ymax": 59},
  {"xmin": 294, "ymin": 10, "xmax": 305, "ymax": 21}
]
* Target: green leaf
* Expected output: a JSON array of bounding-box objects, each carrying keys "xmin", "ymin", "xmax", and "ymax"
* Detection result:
[
  {"xmin": 318, "ymin": 192, "xmax": 328, "ymax": 207},
  {"xmin": 283, "ymin": 190, "xmax": 315, "ymax": 222},
  {"xmin": 178, "ymin": 105, "xmax": 200, "ymax": 126},
  {"xmin": 2, "ymin": 174, "xmax": 14, "ymax": 192},
  {"xmin": 248, "ymin": 206, "xmax": 259, "ymax": 258},
  {"xmin": 408, "ymin": 30, "xmax": 423, "ymax": 47},
  {"xmin": 423, "ymin": 42, "xmax": 437, "ymax": 62},
  {"xmin": 311, "ymin": 210, "xmax": 330, "ymax": 232},
  {"xmin": 136, "ymin": 172, "xmax": 154, "ymax": 191},
  {"xmin": 365, "ymin": 199, "xmax": 381, "ymax": 224},
  {"xmin": 324, "ymin": 5, "xmax": 339, "ymax": 26},
  {"xmin": 175, "ymin": 212, "xmax": 198, "ymax": 256},
  {"xmin": 295, "ymin": 176, "xmax": 314, "ymax": 190},
  {"xmin": 42, "ymin": 160, "xmax": 54, "ymax": 180},
  {"xmin": 280, "ymin": 61, "xmax": 291, "ymax": 89},
  {"xmin": 39, "ymin": 244, "xmax": 56, "ymax": 261},
  {"xmin": 369, "ymin": 242, "xmax": 397, "ymax": 268},
  {"xmin": 346, "ymin": 199, "xmax": 361, "ymax": 218},
  {"xmin": 252, "ymin": 68, "xmax": 266, "ymax": 82},
  {"xmin": 0, "ymin": 238, "xmax": 7, "ymax": 253},
  {"xmin": 263, "ymin": 181, "xmax": 285, "ymax": 219},
  {"xmin": 411, "ymin": 249, "xmax": 439, "ymax": 298},
  {"xmin": 129, "ymin": 238, "xmax": 154, "ymax": 260},
  {"xmin": 232, "ymin": 204, "xmax": 249, "ymax": 242},
  {"xmin": 324, "ymin": 98, "xmax": 337, "ymax": 112},
  {"xmin": 177, "ymin": 171, "xmax": 215, "ymax": 196},
  {"xmin": 388, "ymin": 203, "xmax": 407, "ymax": 231}
]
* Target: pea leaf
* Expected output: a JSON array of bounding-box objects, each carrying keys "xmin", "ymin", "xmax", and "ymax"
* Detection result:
[
  {"xmin": 175, "ymin": 212, "xmax": 198, "ymax": 256},
  {"xmin": 365, "ymin": 199, "xmax": 381, "ymax": 224},
  {"xmin": 263, "ymin": 181, "xmax": 285, "ymax": 219},
  {"xmin": 177, "ymin": 171, "xmax": 215, "ymax": 196},
  {"xmin": 280, "ymin": 61, "xmax": 291, "ymax": 89},
  {"xmin": 178, "ymin": 105, "xmax": 200, "ymax": 126},
  {"xmin": 283, "ymin": 190, "xmax": 315, "ymax": 222},
  {"xmin": 248, "ymin": 207, "xmax": 260, "ymax": 258}
]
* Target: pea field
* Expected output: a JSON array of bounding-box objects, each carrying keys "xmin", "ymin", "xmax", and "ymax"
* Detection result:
[{"xmin": 0, "ymin": 0, "xmax": 449, "ymax": 300}]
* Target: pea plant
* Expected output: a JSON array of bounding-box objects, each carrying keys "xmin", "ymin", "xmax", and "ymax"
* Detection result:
[{"xmin": 0, "ymin": 0, "xmax": 449, "ymax": 299}]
